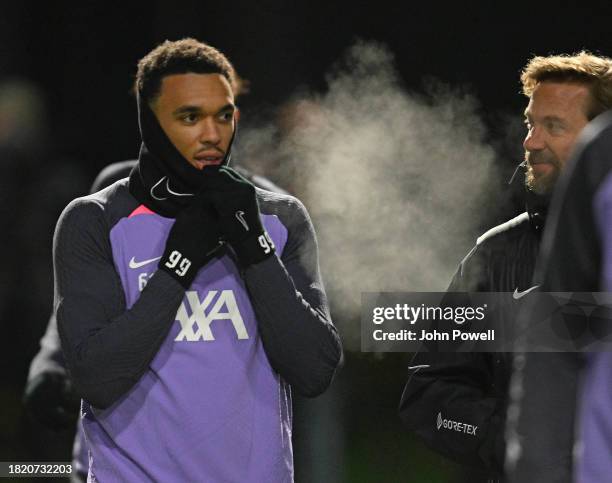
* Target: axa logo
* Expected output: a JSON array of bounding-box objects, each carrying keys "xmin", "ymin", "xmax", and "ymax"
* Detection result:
[
  {"xmin": 436, "ymin": 412, "xmax": 478, "ymax": 436},
  {"xmin": 175, "ymin": 289, "xmax": 249, "ymax": 342}
]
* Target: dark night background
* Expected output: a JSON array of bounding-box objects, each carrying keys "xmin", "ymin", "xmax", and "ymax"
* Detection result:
[{"xmin": 1, "ymin": 1, "xmax": 611, "ymax": 482}]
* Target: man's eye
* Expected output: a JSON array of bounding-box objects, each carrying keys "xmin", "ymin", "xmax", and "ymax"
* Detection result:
[
  {"xmin": 181, "ymin": 113, "xmax": 198, "ymax": 123},
  {"xmin": 524, "ymin": 120, "xmax": 532, "ymax": 131},
  {"xmin": 546, "ymin": 121, "xmax": 564, "ymax": 133},
  {"xmin": 219, "ymin": 111, "xmax": 233, "ymax": 122}
]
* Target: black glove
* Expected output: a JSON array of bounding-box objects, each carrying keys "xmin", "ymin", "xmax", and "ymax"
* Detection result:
[
  {"xmin": 23, "ymin": 372, "xmax": 80, "ymax": 431},
  {"xmin": 203, "ymin": 167, "xmax": 275, "ymax": 267},
  {"xmin": 159, "ymin": 193, "xmax": 223, "ymax": 288}
]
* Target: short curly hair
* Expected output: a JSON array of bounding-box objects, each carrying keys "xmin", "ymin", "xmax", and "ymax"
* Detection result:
[
  {"xmin": 521, "ymin": 51, "xmax": 612, "ymax": 120},
  {"xmin": 135, "ymin": 38, "xmax": 243, "ymax": 104}
]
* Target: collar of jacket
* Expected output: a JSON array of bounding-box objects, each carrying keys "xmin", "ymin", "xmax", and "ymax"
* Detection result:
[{"xmin": 525, "ymin": 189, "xmax": 550, "ymax": 233}]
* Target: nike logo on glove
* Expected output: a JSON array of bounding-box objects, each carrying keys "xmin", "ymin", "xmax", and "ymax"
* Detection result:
[
  {"xmin": 513, "ymin": 285, "xmax": 540, "ymax": 299},
  {"xmin": 235, "ymin": 210, "xmax": 249, "ymax": 231},
  {"xmin": 129, "ymin": 256, "xmax": 162, "ymax": 269}
]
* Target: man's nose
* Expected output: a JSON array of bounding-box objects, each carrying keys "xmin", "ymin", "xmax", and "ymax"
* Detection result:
[
  {"xmin": 199, "ymin": 117, "xmax": 221, "ymax": 145},
  {"xmin": 523, "ymin": 126, "xmax": 545, "ymax": 152}
]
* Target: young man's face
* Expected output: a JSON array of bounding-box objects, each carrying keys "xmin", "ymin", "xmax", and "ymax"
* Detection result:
[
  {"xmin": 523, "ymin": 81, "xmax": 591, "ymax": 195},
  {"xmin": 151, "ymin": 73, "xmax": 237, "ymax": 169}
]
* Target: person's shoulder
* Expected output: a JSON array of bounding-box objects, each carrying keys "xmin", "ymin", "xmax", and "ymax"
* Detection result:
[
  {"xmin": 57, "ymin": 179, "xmax": 136, "ymax": 232},
  {"xmin": 256, "ymin": 189, "xmax": 314, "ymax": 239},
  {"xmin": 457, "ymin": 212, "xmax": 531, "ymax": 266},
  {"xmin": 234, "ymin": 165, "xmax": 288, "ymax": 195},
  {"xmin": 90, "ymin": 159, "xmax": 137, "ymax": 193},
  {"xmin": 475, "ymin": 212, "xmax": 531, "ymax": 249},
  {"xmin": 257, "ymin": 188, "xmax": 305, "ymax": 214},
  {"xmin": 81, "ymin": 177, "xmax": 133, "ymax": 210},
  {"xmin": 450, "ymin": 213, "xmax": 533, "ymax": 290}
]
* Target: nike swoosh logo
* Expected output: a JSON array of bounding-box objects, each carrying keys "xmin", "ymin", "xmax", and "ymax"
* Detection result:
[
  {"xmin": 150, "ymin": 176, "xmax": 194, "ymax": 201},
  {"xmin": 513, "ymin": 285, "xmax": 540, "ymax": 300},
  {"xmin": 235, "ymin": 210, "xmax": 249, "ymax": 231},
  {"xmin": 129, "ymin": 256, "xmax": 162, "ymax": 269}
]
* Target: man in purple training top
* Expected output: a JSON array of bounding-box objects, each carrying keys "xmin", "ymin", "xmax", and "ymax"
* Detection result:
[
  {"xmin": 54, "ymin": 38, "xmax": 342, "ymax": 482},
  {"xmin": 25, "ymin": 159, "xmax": 289, "ymax": 482}
]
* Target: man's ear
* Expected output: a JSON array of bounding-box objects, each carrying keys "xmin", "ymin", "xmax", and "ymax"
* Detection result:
[{"xmin": 234, "ymin": 108, "xmax": 241, "ymax": 123}]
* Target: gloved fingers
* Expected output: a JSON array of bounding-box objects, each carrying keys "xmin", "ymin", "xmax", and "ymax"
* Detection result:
[
  {"xmin": 199, "ymin": 166, "xmax": 237, "ymax": 191},
  {"xmin": 175, "ymin": 193, "xmax": 218, "ymax": 223},
  {"xmin": 219, "ymin": 166, "xmax": 251, "ymax": 184}
]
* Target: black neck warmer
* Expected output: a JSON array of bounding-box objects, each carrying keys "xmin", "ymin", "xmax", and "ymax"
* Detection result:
[{"xmin": 128, "ymin": 93, "xmax": 236, "ymax": 217}]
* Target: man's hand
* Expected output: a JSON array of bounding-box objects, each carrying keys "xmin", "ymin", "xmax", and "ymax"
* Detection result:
[
  {"xmin": 23, "ymin": 372, "xmax": 80, "ymax": 431},
  {"xmin": 203, "ymin": 167, "xmax": 275, "ymax": 267},
  {"xmin": 159, "ymin": 193, "xmax": 223, "ymax": 288}
]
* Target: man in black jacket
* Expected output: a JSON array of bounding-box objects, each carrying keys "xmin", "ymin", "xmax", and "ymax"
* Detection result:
[{"xmin": 399, "ymin": 51, "xmax": 612, "ymax": 481}]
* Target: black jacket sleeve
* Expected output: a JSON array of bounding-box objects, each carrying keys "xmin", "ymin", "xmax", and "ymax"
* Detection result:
[
  {"xmin": 399, "ymin": 351, "xmax": 506, "ymax": 472},
  {"xmin": 55, "ymin": 198, "xmax": 186, "ymax": 409},
  {"xmin": 399, "ymin": 248, "xmax": 506, "ymax": 475},
  {"xmin": 243, "ymin": 197, "xmax": 343, "ymax": 397}
]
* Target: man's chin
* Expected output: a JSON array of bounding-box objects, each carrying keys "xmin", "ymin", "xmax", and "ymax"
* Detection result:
[
  {"xmin": 526, "ymin": 170, "xmax": 558, "ymax": 195},
  {"xmin": 190, "ymin": 159, "xmax": 224, "ymax": 170}
]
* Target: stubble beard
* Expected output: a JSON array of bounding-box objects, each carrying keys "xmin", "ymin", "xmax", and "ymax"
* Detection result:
[{"xmin": 524, "ymin": 151, "xmax": 561, "ymax": 196}]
